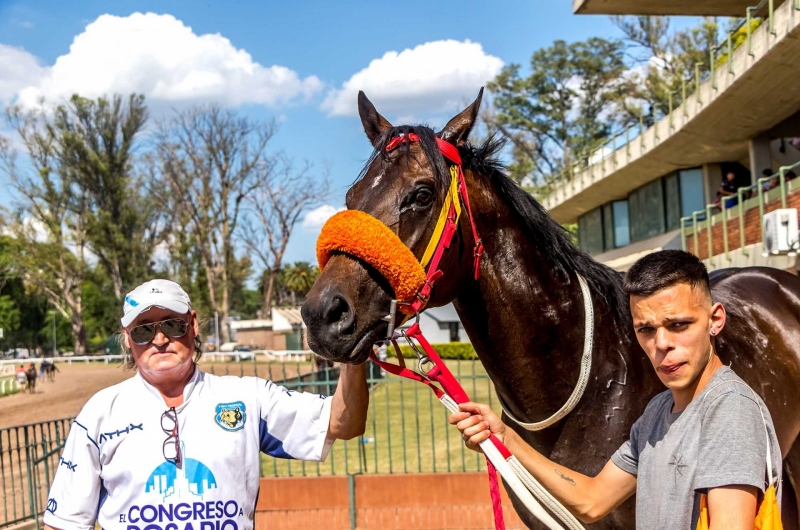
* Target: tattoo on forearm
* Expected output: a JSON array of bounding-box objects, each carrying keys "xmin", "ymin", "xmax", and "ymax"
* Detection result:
[{"xmin": 555, "ymin": 469, "xmax": 576, "ymax": 486}]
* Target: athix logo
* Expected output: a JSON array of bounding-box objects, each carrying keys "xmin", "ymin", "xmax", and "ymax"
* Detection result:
[
  {"xmin": 99, "ymin": 423, "xmax": 143, "ymax": 444},
  {"xmin": 145, "ymin": 443, "xmax": 217, "ymax": 502},
  {"xmin": 46, "ymin": 498, "xmax": 57, "ymax": 514},
  {"xmin": 59, "ymin": 458, "xmax": 77, "ymax": 472}
]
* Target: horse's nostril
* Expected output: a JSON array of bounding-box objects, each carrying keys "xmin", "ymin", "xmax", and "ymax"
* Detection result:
[
  {"xmin": 324, "ymin": 295, "xmax": 356, "ymax": 335},
  {"xmin": 326, "ymin": 296, "xmax": 347, "ymax": 324}
]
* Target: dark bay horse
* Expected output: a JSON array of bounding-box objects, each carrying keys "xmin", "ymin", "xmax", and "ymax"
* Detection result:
[{"xmin": 301, "ymin": 90, "xmax": 800, "ymax": 528}]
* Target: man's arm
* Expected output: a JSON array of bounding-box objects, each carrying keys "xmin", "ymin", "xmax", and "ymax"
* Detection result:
[
  {"xmin": 451, "ymin": 402, "xmax": 636, "ymax": 524},
  {"xmin": 327, "ymin": 363, "xmax": 369, "ymax": 440},
  {"xmin": 707, "ymin": 485, "xmax": 758, "ymax": 530}
]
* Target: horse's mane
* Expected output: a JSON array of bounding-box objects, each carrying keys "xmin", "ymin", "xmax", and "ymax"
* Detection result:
[{"xmin": 359, "ymin": 125, "xmax": 630, "ymax": 325}]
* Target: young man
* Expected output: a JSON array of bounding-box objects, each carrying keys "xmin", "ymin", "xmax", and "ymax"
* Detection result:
[
  {"xmin": 44, "ymin": 279, "xmax": 369, "ymax": 530},
  {"xmin": 451, "ymin": 250, "xmax": 781, "ymax": 529}
]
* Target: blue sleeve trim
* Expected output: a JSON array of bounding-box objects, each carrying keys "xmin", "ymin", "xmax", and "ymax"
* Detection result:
[
  {"xmin": 74, "ymin": 420, "xmax": 100, "ymax": 451},
  {"xmin": 259, "ymin": 419, "xmax": 294, "ymax": 459}
]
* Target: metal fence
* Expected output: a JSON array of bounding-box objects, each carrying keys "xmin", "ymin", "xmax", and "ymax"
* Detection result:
[
  {"xmin": 0, "ymin": 418, "xmax": 72, "ymax": 529},
  {"xmin": 680, "ymin": 161, "xmax": 800, "ymax": 260},
  {"xmin": 0, "ymin": 359, "xmax": 493, "ymax": 527}
]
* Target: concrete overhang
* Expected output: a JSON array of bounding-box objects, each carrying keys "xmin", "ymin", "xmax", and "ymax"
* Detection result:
[
  {"xmin": 545, "ymin": 0, "xmax": 800, "ymax": 224},
  {"xmin": 573, "ymin": 0, "xmax": 784, "ymax": 16}
]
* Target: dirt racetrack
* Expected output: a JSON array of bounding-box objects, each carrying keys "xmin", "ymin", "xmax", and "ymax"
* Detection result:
[{"xmin": 0, "ymin": 360, "xmax": 316, "ymax": 429}]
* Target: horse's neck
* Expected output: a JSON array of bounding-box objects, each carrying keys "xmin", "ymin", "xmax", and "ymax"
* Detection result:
[{"xmin": 454, "ymin": 191, "xmax": 640, "ymax": 449}]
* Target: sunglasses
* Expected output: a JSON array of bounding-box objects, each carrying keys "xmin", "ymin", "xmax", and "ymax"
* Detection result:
[
  {"xmin": 129, "ymin": 318, "xmax": 189, "ymax": 345},
  {"xmin": 161, "ymin": 407, "xmax": 181, "ymax": 465}
]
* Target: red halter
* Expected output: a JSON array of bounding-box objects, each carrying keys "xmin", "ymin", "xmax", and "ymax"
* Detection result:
[{"xmin": 384, "ymin": 133, "xmax": 483, "ymax": 313}]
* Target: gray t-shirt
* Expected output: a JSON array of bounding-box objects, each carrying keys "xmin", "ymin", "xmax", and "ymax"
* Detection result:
[{"xmin": 611, "ymin": 366, "xmax": 782, "ymax": 529}]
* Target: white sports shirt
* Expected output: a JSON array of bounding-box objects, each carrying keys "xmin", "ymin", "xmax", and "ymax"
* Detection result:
[{"xmin": 44, "ymin": 367, "xmax": 332, "ymax": 530}]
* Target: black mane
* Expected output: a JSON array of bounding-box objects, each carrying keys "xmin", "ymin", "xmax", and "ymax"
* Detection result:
[{"xmin": 359, "ymin": 124, "xmax": 630, "ymax": 324}]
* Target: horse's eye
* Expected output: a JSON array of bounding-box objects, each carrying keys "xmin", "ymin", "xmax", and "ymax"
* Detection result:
[{"xmin": 415, "ymin": 189, "xmax": 433, "ymax": 206}]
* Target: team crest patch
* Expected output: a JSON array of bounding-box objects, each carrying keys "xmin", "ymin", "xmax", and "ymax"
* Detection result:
[{"xmin": 214, "ymin": 401, "xmax": 246, "ymax": 431}]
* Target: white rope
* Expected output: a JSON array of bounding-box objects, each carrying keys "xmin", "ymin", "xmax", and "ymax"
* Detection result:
[
  {"xmin": 508, "ymin": 457, "xmax": 584, "ymax": 530},
  {"xmin": 439, "ymin": 395, "xmax": 570, "ymax": 530},
  {"xmin": 500, "ymin": 274, "xmax": 594, "ymax": 431}
]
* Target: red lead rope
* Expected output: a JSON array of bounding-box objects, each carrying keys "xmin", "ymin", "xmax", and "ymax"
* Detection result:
[
  {"xmin": 370, "ymin": 323, "xmax": 508, "ymax": 530},
  {"xmin": 380, "ymin": 133, "xmax": 502, "ymax": 528}
]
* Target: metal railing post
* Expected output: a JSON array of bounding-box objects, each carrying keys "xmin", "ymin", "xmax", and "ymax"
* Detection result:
[
  {"xmin": 639, "ymin": 114, "xmax": 645, "ymax": 152},
  {"xmin": 758, "ymin": 177, "xmax": 769, "ymax": 248},
  {"xmin": 626, "ymin": 125, "xmax": 631, "ymax": 160},
  {"xmin": 680, "ymin": 216, "xmax": 689, "ymax": 251},
  {"xmin": 669, "ymin": 93, "xmax": 674, "ymax": 130},
  {"xmin": 721, "ymin": 200, "xmax": 730, "ymax": 260},
  {"xmin": 706, "ymin": 204, "xmax": 715, "ymax": 266},
  {"xmin": 727, "ymin": 31, "xmax": 734, "ymax": 75},
  {"xmin": 710, "ymin": 47, "xmax": 717, "ymax": 89},
  {"xmin": 348, "ymin": 474, "xmax": 357, "ymax": 530},
  {"xmin": 695, "ymin": 63, "xmax": 702, "ymax": 105},
  {"xmin": 738, "ymin": 186, "xmax": 750, "ymax": 256},
  {"xmin": 747, "ymin": 8, "xmax": 756, "ymax": 56},
  {"xmin": 779, "ymin": 167, "xmax": 788, "ymax": 208},
  {"xmin": 769, "ymin": 0, "xmax": 776, "ymax": 35},
  {"xmin": 692, "ymin": 211, "xmax": 701, "ymax": 256},
  {"xmin": 682, "ymin": 77, "xmax": 688, "ymax": 119}
]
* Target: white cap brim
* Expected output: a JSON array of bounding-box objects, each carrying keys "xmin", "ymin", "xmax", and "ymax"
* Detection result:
[{"xmin": 120, "ymin": 299, "xmax": 190, "ymax": 328}]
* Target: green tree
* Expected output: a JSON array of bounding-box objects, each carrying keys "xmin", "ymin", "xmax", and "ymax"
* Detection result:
[
  {"xmin": 59, "ymin": 94, "xmax": 160, "ymax": 299},
  {"xmin": 611, "ymin": 16, "xmax": 720, "ymax": 123},
  {"xmin": 0, "ymin": 109, "xmax": 91, "ymax": 355},
  {"xmin": 488, "ymin": 37, "xmax": 628, "ymax": 192}
]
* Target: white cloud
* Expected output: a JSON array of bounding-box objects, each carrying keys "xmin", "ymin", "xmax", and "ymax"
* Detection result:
[
  {"xmin": 302, "ymin": 204, "xmax": 344, "ymax": 232},
  {"xmin": 322, "ymin": 39, "xmax": 503, "ymax": 118},
  {"xmin": 11, "ymin": 12, "xmax": 323, "ymax": 109},
  {"xmin": 0, "ymin": 44, "xmax": 47, "ymax": 103}
]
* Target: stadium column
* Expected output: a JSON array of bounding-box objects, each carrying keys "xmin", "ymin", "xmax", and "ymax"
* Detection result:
[{"xmin": 749, "ymin": 136, "xmax": 772, "ymax": 184}]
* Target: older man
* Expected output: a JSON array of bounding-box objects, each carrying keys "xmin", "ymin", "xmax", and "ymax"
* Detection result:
[{"xmin": 44, "ymin": 279, "xmax": 368, "ymax": 530}]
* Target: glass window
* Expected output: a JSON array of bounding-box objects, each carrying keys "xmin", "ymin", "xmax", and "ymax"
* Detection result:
[
  {"xmin": 664, "ymin": 173, "xmax": 681, "ymax": 231},
  {"xmin": 578, "ymin": 208, "xmax": 604, "ymax": 255},
  {"xmin": 612, "ymin": 200, "xmax": 630, "ymax": 247},
  {"xmin": 602, "ymin": 203, "xmax": 614, "ymax": 252},
  {"xmin": 679, "ymin": 168, "xmax": 705, "ymax": 219},
  {"xmin": 629, "ymin": 179, "xmax": 665, "ymax": 242}
]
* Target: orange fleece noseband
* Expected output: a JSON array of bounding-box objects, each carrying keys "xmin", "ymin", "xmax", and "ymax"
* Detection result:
[{"xmin": 316, "ymin": 210, "xmax": 427, "ymax": 310}]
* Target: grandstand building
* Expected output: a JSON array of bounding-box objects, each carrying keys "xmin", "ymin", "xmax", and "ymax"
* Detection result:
[{"xmin": 544, "ymin": 0, "xmax": 800, "ymax": 272}]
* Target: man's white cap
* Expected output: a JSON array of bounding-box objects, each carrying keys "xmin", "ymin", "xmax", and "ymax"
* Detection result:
[{"xmin": 121, "ymin": 279, "xmax": 192, "ymax": 328}]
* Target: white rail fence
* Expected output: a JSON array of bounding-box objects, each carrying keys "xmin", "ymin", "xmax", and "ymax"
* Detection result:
[{"xmin": 0, "ymin": 350, "xmax": 314, "ymax": 368}]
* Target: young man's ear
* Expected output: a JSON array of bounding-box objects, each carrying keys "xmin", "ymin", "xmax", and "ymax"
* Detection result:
[{"xmin": 709, "ymin": 302, "xmax": 726, "ymax": 336}]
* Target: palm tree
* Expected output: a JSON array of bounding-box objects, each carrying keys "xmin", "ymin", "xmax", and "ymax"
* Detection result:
[{"xmin": 283, "ymin": 262, "xmax": 319, "ymax": 306}]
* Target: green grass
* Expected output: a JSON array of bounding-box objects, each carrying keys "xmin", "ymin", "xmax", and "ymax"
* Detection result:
[{"xmin": 261, "ymin": 360, "xmax": 498, "ymax": 477}]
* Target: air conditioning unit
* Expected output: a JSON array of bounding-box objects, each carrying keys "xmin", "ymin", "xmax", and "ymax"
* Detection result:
[{"xmin": 762, "ymin": 209, "xmax": 799, "ymax": 254}]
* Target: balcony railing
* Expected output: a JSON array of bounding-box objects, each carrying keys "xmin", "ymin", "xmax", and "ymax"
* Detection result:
[
  {"xmin": 542, "ymin": 0, "xmax": 800, "ymax": 202},
  {"xmin": 680, "ymin": 161, "xmax": 800, "ymax": 263}
]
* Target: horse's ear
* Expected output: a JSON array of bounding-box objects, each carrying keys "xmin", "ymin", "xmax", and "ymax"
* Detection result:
[
  {"xmin": 358, "ymin": 91, "xmax": 393, "ymax": 147},
  {"xmin": 440, "ymin": 87, "xmax": 484, "ymax": 147}
]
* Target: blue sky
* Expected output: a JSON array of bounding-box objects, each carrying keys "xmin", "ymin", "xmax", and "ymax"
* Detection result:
[{"xmin": 0, "ymin": 0, "xmax": 627, "ymax": 268}]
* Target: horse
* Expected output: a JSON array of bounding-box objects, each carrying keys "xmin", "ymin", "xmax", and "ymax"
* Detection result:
[
  {"xmin": 42, "ymin": 360, "xmax": 58, "ymax": 382},
  {"xmin": 301, "ymin": 90, "xmax": 800, "ymax": 528},
  {"xmin": 25, "ymin": 366, "xmax": 37, "ymax": 394}
]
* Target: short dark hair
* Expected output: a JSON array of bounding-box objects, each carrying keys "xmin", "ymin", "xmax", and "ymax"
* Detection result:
[
  {"xmin": 762, "ymin": 168, "xmax": 773, "ymax": 176},
  {"xmin": 624, "ymin": 250, "xmax": 711, "ymax": 298}
]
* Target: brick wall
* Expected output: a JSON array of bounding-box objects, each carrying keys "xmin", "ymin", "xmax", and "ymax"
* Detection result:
[
  {"xmin": 255, "ymin": 473, "xmax": 527, "ymax": 530},
  {"xmin": 686, "ymin": 189, "xmax": 800, "ymax": 260}
]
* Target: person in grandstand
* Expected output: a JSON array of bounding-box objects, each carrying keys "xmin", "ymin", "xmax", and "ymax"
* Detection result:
[
  {"xmin": 43, "ymin": 279, "xmax": 368, "ymax": 530},
  {"xmin": 451, "ymin": 251, "xmax": 781, "ymax": 529}
]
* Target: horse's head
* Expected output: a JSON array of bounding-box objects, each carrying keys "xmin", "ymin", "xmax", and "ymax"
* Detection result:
[{"xmin": 302, "ymin": 90, "xmax": 484, "ymax": 363}]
